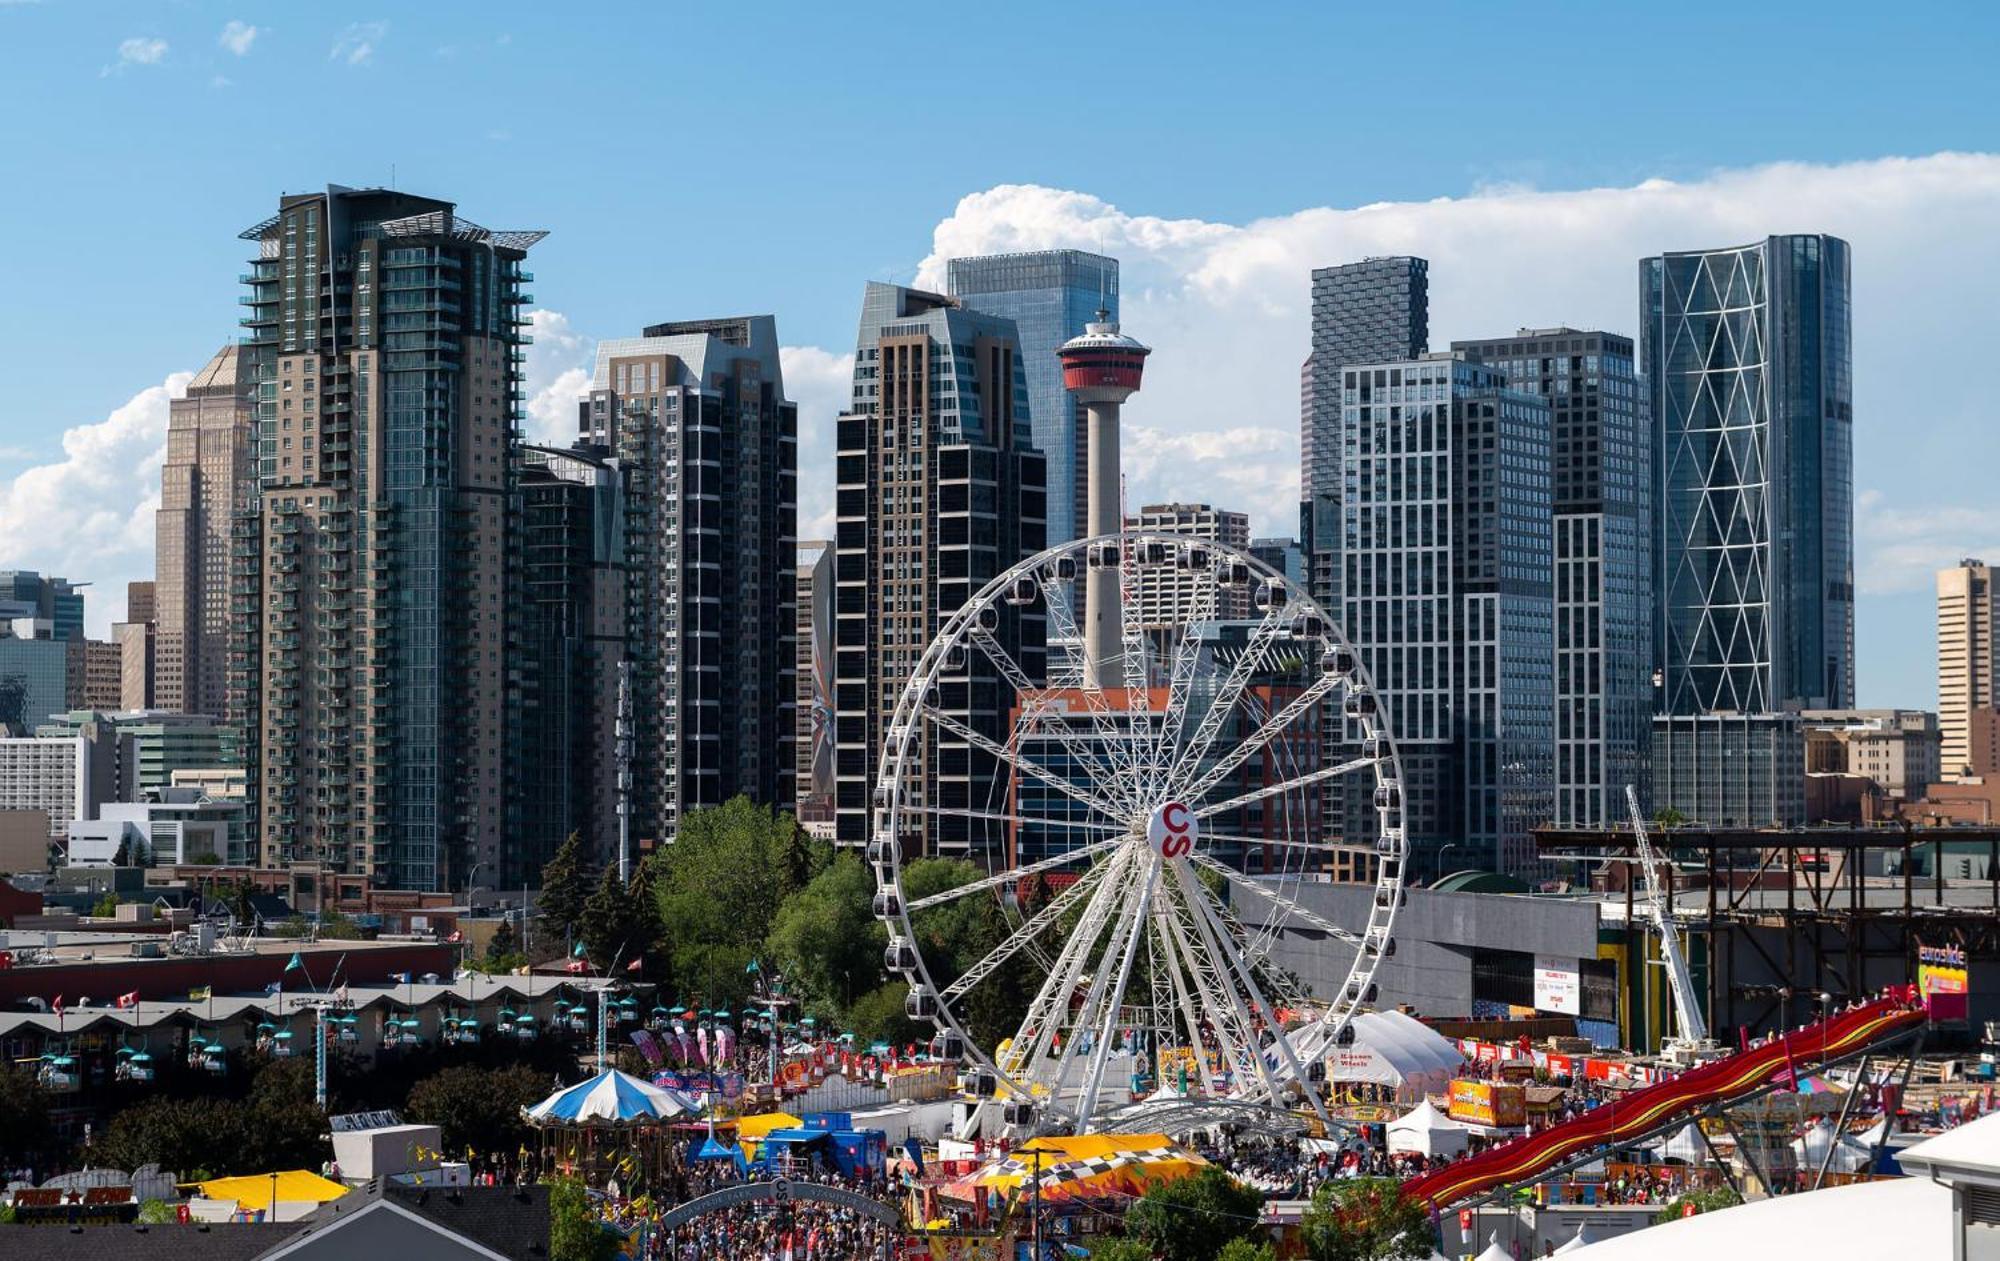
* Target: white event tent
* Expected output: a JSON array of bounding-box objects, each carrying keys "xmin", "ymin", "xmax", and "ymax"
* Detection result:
[
  {"xmin": 1387, "ymin": 1099, "xmax": 1472, "ymax": 1159},
  {"xmin": 1324, "ymin": 1010, "xmax": 1466, "ymax": 1098}
]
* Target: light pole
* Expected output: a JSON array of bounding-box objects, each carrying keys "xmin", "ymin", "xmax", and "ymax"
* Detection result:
[{"xmin": 1438, "ymin": 844, "xmax": 1461, "ymax": 882}]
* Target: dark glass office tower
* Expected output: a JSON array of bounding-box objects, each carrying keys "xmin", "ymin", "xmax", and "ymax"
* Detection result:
[
  {"xmin": 946, "ymin": 250, "xmax": 1116, "ymax": 546},
  {"xmin": 1642, "ymin": 235, "xmax": 1854, "ymax": 716},
  {"xmin": 832, "ymin": 283, "xmax": 1046, "ymax": 856},
  {"xmin": 1454, "ymin": 328, "xmax": 1649, "ymax": 829},
  {"xmin": 1301, "ymin": 257, "xmax": 1429, "ymax": 609}
]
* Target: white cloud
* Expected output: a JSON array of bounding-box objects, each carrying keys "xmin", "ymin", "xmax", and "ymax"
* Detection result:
[
  {"xmin": 522, "ymin": 309, "xmax": 592, "ymax": 447},
  {"xmin": 781, "ymin": 345, "xmax": 855, "ymax": 540},
  {"xmin": 0, "ymin": 372, "xmax": 188, "ymax": 635},
  {"xmin": 909, "ymin": 156, "xmax": 2000, "ymax": 705},
  {"xmin": 103, "ymin": 36, "xmax": 167, "ymax": 75},
  {"xmin": 218, "ymin": 20, "xmax": 257, "ymax": 56},
  {"xmin": 329, "ymin": 21, "xmax": 384, "ymax": 66}
]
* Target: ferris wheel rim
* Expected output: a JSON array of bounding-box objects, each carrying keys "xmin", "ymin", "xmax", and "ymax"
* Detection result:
[{"xmin": 868, "ymin": 530, "xmax": 1410, "ymax": 1134}]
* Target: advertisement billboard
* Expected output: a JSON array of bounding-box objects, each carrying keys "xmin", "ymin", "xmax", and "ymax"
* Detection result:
[{"xmin": 1534, "ymin": 955, "xmax": 1581, "ymax": 1015}]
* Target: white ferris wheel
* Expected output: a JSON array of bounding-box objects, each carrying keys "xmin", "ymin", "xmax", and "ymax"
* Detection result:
[{"xmin": 868, "ymin": 532, "xmax": 1407, "ymax": 1137}]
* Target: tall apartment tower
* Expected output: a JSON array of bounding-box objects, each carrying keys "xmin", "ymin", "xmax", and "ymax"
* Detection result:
[
  {"xmin": 156, "ymin": 345, "xmax": 255, "ymax": 717},
  {"xmin": 1301, "ymin": 258, "xmax": 1429, "ymax": 609},
  {"xmin": 232, "ymin": 185, "xmax": 545, "ymax": 890},
  {"xmin": 1333, "ymin": 354, "xmax": 1554, "ymax": 876},
  {"xmin": 1939, "ymin": 559, "xmax": 1999, "ymax": 779},
  {"xmin": 1454, "ymin": 328, "xmax": 1650, "ymax": 829},
  {"xmin": 580, "ymin": 317, "xmax": 797, "ymax": 846},
  {"xmin": 795, "ymin": 541, "xmax": 834, "ymax": 832},
  {"xmin": 1642, "ymin": 235, "xmax": 1854, "ymax": 715},
  {"xmin": 515, "ymin": 444, "xmax": 629, "ymax": 886},
  {"xmin": 1125, "ymin": 503, "xmax": 1252, "ymax": 628},
  {"xmin": 832, "ymin": 283, "xmax": 1046, "ymax": 854},
  {"xmin": 947, "ymin": 250, "xmax": 1118, "ymax": 547}
]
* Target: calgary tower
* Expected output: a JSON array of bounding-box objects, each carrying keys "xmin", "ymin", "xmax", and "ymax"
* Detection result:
[{"xmin": 1057, "ymin": 307, "xmax": 1150, "ymax": 689}]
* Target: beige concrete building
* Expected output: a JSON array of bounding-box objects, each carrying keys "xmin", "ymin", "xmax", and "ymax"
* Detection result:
[
  {"xmin": 1939, "ymin": 560, "xmax": 1999, "ymax": 779},
  {"xmin": 1124, "ymin": 502, "xmax": 1252, "ymax": 629},
  {"xmin": 157, "ymin": 347, "xmax": 255, "ymax": 719},
  {"xmin": 795, "ymin": 541, "xmax": 832, "ymax": 832},
  {"xmin": 1801, "ymin": 708, "xmax": 1941, "ymax": 799},
  {"xmin": 80, "ymin": 639, "xmax": 123, "ymax": 711},
  {"xmin": 233, "ymin": 187, "xmax": 544, "ymax": 891}
]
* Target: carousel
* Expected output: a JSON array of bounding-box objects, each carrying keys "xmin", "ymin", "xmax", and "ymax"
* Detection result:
[{"xmin": 524, "ymin": 1067, "xmax": 702, "ymax": 1186}]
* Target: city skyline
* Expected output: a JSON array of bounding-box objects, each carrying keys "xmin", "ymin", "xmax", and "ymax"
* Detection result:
[{"xmin": 2, "ymin": 10, "xmax": 1998, "ymax": 717}]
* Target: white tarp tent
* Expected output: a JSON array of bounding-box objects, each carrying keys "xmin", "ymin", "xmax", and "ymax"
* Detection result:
[
  {"xmin": 1387, "ymin": 1099, "xmax": 1472, "ymax": 1159},
  {"xmin": 1645, "ymin": 1122, "xmax": 1714, "ymax": 1164},
  {"xmin": 1792, "ymin": 1119, "xmax": 1873, "ymax": 1173},
  {"xmin": 1324, "ymin": 1011, "xmax": 1466, "ymax": 1097}
]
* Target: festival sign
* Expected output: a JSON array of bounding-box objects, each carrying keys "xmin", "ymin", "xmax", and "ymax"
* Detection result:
[
  {"xmin": 1918, "ymin": 939, "xmax": 1970, "ymax": 1021},
  {"xmin": 1533, "ymin": 955, "xmax": 1582, "ymax": 1015}
]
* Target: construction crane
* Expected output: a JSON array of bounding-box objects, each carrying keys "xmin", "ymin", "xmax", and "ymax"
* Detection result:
[{"xmin": 1625, "ymin": 785, "xmax": 1721, "ymax": 1067}]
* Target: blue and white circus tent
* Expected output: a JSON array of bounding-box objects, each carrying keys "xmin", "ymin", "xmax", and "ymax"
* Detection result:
[{"xmin": 524, "ymin": 1068, "xmax": 699, "ymax": 1129}]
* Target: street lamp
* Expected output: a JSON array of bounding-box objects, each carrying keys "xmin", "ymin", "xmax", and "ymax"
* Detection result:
[{"xmin": 1438, "ymin": 844, "xmax": 1461, "ymax": 882}]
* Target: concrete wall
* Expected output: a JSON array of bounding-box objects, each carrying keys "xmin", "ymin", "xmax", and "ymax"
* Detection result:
[
  {"xmin": 0, "ymin": 809, "xmax": 49, "ymax": 874},
  {"xmin": 1251, "ymin": 881, "xmax": 1602, "ymax": 1020}
]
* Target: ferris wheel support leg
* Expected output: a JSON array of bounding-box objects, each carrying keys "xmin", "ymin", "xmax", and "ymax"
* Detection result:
[
  {"xmin": 1076, "ymin": 857, "xmax": 1161, "ymax": 1131},
  {"xmin": 1150, "ymin": 897, "xmax": 1225, "ymax": 1100},
  {"xmin": 1043, "ymin": 854, "xmax": 1157, "ymax": 1133}
]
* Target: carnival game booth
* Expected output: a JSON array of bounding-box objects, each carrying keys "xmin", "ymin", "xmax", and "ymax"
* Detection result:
[
  {"xmin": 752, "ymin": 1111, "xmax": 889, "ymax": 1180},
  {"xmin": 524, "ymin": 1067, "xmax": 700, "ymax": 1185}
]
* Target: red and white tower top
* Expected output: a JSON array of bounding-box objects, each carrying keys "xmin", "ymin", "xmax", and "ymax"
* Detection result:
[{"xmin": 1057, "ymin": 310, "xmax": 1150, "ymax": 403}]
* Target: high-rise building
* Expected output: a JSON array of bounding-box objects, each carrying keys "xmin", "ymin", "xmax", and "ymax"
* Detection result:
[
  {"xmin": 0, "ymin": 571, "xmax": 86, "ymax": 643},
  {"xmin": 795, "ymin": 541, "xmax": 834, "ymax": 834},
  {"xmin": 232, "ymin": 185, "xmax": 545, "ymax": 890},
  {"xmin": 580, "ymin": 316, "xmax": 797, "ymax": 846},
  {"xmin": 1249, "ymin": 538, "xmax": 1306, "ymax": 588},
  {"xmin": 1454, "ymin": 328, "xmax": 1650, "ymax": 829},
  {"xmin": 515, "ymin": 444, "xmax": 629, "ymax": 883},
  {"xmin": 947, "ymin": 250, "xmax": 1118, "ymax": 546},
  {"xmin": 1124, "ymin": 503, "xmax": 1252, "ymax": 629},
  {"xmin": 833, "ymin": 283, "xmax": 1046, "ymax": 854},
  {"xmin": 1651, "ymin": 712, "xmax": 1805, "ymax": 827},
  {"xmin": 1938, "ymin": 559, "xmax": 1999, "ymax": 780},
  {"xmin": 157, "ymin": 345, "xmax": 255, "ymax": 718},
  {"xmin": 1333, "ymin": 353, "xmax": 1553, "ymax": 876},
  {"xmin": 115, "ymin": 580, "xmax": 157, "ymax": 711},
  {"xmin": 126, "ymin": 582, "xmax": 156, "ymax": 625},
  {"xmin": 1302, "ymin": 258, "xmax": 1429, "ymax": 609},
  {"xmin": 1642, "ymin": 235, "xmax": 1854, "ymax": 716},
  {"xmin": 37, "ymin": 709, "xmax": 241, "ymax": 803},
  {"xmin": 80, "ymin": 640, "xmax": 123, "ymax": 710}
]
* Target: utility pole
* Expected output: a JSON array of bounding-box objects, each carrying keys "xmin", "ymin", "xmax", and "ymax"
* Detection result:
[
  {"xmin": 1030, "ymin": 1147, "xmax": 1043, "ymax": 1261},
  {"xmin": 616, "ymin": 659, "xmax": 633, "ymax": 882}
]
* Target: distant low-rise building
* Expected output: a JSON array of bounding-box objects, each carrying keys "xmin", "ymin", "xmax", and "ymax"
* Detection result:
[
  {"xmin": 67, "ymin": 787, "xmax": 248, "ymax": 867},
  {"xmin": 1802, "ymin": 708, "xmax": 1941, "ymax": 799}
]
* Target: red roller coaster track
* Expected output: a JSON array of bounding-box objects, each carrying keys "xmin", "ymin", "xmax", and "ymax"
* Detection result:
[{"xmin": 1402, "ymin": 991, "xmax": 1927, "ymax": 1208}]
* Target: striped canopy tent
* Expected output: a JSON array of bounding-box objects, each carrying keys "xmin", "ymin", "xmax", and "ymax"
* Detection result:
[
  {"xmin": 524, "ymin": 1068, "xmax": 699, "ymax": 1128},
  {"xmin": 966, "ymin": 1134, "xmax": 1209, "ymax": 1203}
]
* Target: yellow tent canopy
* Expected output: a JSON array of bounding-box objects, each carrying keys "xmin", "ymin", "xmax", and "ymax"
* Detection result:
[
  {"xmin": 971, "ymin": 1133, "xmax": 1208, "ymax": 1200},
  {"xmin": 187, "ymin": 1170, "xmax": 350, "ymax": 1207},
  {"xmin": 733, "ymin": 1111, "xmax": 804, "ymax": 1140}
]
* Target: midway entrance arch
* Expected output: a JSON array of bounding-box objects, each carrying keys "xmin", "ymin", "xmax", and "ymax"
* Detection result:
[{"xmin": 656, "ymin": 1179, "xmax": 903, "ymax": 1258}]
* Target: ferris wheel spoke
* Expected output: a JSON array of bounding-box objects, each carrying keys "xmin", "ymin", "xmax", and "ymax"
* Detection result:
[
  {"xmin": 942, "ymin": 865, "xmax": 1112, "ymax": 1001},
  {"xmin": 1117, "ymin": 540, "xmax": 1153, "ymax": 703},
  {"xmin": 1045, "ymin": 855, "xmax": 1156, "ymax": 1132},
  {"xmin": 1074, "ymin": 856, "xmax": 1160, "ymax": 1130},
  {"xmin": 895, "ymin": 802, "xmax": 1123, "ymax": 838},
  {"xmin": 1163, "ymin": 860, "xmax": 1289, "ymax": 1108},
  {"xmin": 997, "ymin": 847, "xmax": 1137, "ymax": 1086},
  {"xmin": 1157, "ymin": 870, "xmax": 1261, "ymax": 1090},
  {"xmin": 1149, "ymin": 907, "xmax": 1220, "ymax": 1096},
  {"xmin": 1165, "ymin": 607, "xmax": 1288, "ymax": 791},
  {"xmin": 969, "ymin": 625, "xmax": 1130, "ymax": 811},
  {"xmin": 1189, "ymin": 854, "xmax": 1363, "ymax": 946},
  {"xmin": 921, "ymin": 704, "xmax": 1124, "ymax": 821},
  {"xmin": 1148, "ymin": 574, "xmax": 1219, "ymax": 801},
  {"xmin": 1193, "ymin": 754, "xmax": 1378, "ymax": 821},
  {"xmin": 1172, "ymin": 668, "xmax": 1345, "ymax": 804},
  {"xmin": 1041, "ymin": 580, "xmax": 1148, "ymax": 789},
  {"xmin": 904, "ymin": 837, "xmax": 1124, "ymax": 913}
]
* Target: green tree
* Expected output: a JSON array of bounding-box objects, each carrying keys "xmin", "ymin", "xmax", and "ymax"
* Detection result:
[
  {"xmin": 92, "ymin": 891, "xmax": 119, "ymax": 916},
  {"xmin": 897, "ymin": 858, "xmax": 1036, "ymax": 1051},
  {"xmin": 1126, "ymin": 1166, "xmax": 1265, "ymax": 1261},
  {"xmin": 1218, "ymin": 1240, "xmax": 1279, "ymax": 1261},
  {"xmin": 96, "ymin": 1097, "xmax": 243, "ymax": 1174},
  {"xmin": 846, "ymin": 982, "xmax": 925, "ymax": 1048},
  {"xmin": 1087, "ymin": 1240, "xmax": 1153, "ymax": 1261},
  {"xmin": 765, "ymin": 853, "xmax": 881, "ymax": 1012},
  {"xmin": 538, "ymin": 832, "xmax": 592, "ymax": 946},
  {"xmin": 1654, "ymin": 806, "xmax": 1688, "ymax": 830},
  {"xmin": 1652, "ymin": 1186, "xmax": 1742, "ymax": 1223},
  {"xmin": 135, "ymin": 1199, "xmax": 177, "ymax": 1225},
  {"xmin": 648, "ymin": 797, "xmax": 812, "ymax": 1007},
  {"xmin": 406, "ymin": 1064, "xmax": 547, "ymax": 1159},
  {"xmin": 240, "ymin": 1059, "xmax": 331, "ymax": 1171},
  {"xmin": 548, "ymin": 1175, "xmax": 618, "ymax": 1261},
  {"xmin": 0, "ymin": 1062, "xmax": 55, "ymax": 1166},
  {"xmin": 1298, "ymin": 1178, "xmax": 1430, "ymax": 1261},
  {"xmin": 579, "ymin": 866, "xmax": 635, "ymax": 970},
  {"xmin": 487, "ymin": 915, "xmax": 519, "ymax": 961}
]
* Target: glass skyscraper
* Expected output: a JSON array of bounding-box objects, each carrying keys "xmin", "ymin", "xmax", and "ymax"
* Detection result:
[
  {"xmin": 1454, "ymin": 328, "xmax": 1650, "ymax": 830},
  {"xmin": 1642, "ymin": 235, "xmax": 1854, "ymax": 716},
  {"xmin": 946, "ymin": 250, "xmax": 1116, "ymax": 546}
]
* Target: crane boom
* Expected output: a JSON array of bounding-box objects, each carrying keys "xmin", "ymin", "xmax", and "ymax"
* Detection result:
[{"xmin": 1626, "ymin": 785, "xmax": 1709, "ymax": 1048}]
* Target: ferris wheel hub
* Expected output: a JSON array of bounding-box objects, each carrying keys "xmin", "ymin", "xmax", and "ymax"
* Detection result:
[{"xmin": 1144, "ymin": 800, "xmax": 1198, "ymax": 860}]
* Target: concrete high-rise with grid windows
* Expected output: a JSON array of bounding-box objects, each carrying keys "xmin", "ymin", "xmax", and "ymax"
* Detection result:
[
  {"xmin": 1454, "ymin": 328, "xmax": 1649, "ymax": 830},
  {"xmin": 232, "ymin": 185, "xmax": 544, "ymax": 891},
  {"xmin": 1124, "ymin": 503, "xmax": 1251, "ymax": 628},
  {"xmin": 156, "ymin": 346, "xmax": 255, "ymax": 719},
  {"xmin": 833, "ymin": 283, "xmax": 1045, "ymax": 856},
  {"xmin": 1939, "ymin": 559, "xmax": 1999, "ymax": 780},
  {"xmin": 580, "ymin": 317, "xmax": 797, "ymax": 848},
  {"xmin": 1333, "ymin": 354, "xmax": 1553, "ymax": 877}
]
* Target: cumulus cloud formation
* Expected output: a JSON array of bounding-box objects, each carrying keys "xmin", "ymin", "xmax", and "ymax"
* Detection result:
[
  {"xmin": 0, "ymin": 372, "xmax": 187, "ymax": 635},
  {"xmin": 914, "ymin": 155, "xmax": 2000, "ymax": 703},
  {"xmin": 104, "ymin": 36, "xmax": 167, "ymax": 75},
  {"xmin": 522, "ymin": 309, "xmax": 592, "ymax": 446},
  {"xmin": 219, "ymin": 20, "xmax": 258, "ymax": 56},
  {"xmin": 780, "ymin": 345, "xmax": 855, "ymax": 540},
  {"xmin": 329, "ymin": 21, "xmax": 384, "ymax": 65}
]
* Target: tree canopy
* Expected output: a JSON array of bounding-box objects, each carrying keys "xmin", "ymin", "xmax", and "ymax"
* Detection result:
[
  {"xmin": 1125, "ymin": 1165, "xmax": 1267, "ymax": 1261},
  {"xmin": 538, "ymin": 832, "xmax": 591, "ymax": 945},
  {"xmin": 764, "ymin": 853, "xmax": 882, "ymax": 1015},
  {"xmin": 405, "ymin": 1063, "xmax": 549, "ymax": 1160},
  {"xmin": 1297, "ymin": 1177, "xmax": 1431, "ymax": 1261}
]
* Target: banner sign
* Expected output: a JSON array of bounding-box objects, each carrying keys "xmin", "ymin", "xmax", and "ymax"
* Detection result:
[
  {"xmin": 1918, "ymin": 939, "xmax": 1970, "ymax": 1021},
  {"xmin": 1533, "ymin": 955, "xmax": 1581, "ymax": 1015}
]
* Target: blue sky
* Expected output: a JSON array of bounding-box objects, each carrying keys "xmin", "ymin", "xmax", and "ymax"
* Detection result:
[{"xmin": 1, "ymin": 2, "xmax": 1996, "ymax": 707}]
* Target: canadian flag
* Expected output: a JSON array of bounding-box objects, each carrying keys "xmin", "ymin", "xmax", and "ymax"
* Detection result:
[
  {"xmin": 564, "ymin": 959, "xmax": 588, "ymax": 974},
  {"xmin": 116, "ymin": 991, "xmax": 140, "ymax": 1009},
  {"xmin": 51, "ymin": 995, "xmax": 63, "ymax": 1015},
  {"xmin": 446, "ymin": 930, "xmax": 464, "ymax": 944},
  {"xmin": 625, "ymin": 957, "xmax": 643, "ymax": 973}
]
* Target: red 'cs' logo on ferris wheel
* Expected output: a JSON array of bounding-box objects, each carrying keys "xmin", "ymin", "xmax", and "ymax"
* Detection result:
[{"xmin": 1147, "ymin": 801, "xmax": 1197, "ymax": 860}]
